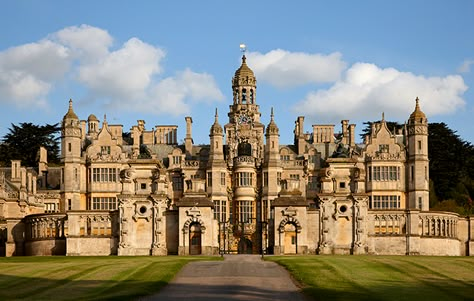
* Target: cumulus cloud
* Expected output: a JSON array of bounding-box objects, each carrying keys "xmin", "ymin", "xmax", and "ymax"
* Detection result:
[
  {"xmin": 458, "ymin": 59, "xmax": 474, "ymax": 73},
  {"xmin": 293, "ymin": 62, "xmax": 467, "ymax": 122},
  {"xmin": 0, "ymin": 25, "xmax": 224, "ymax": 113},
  {"xmin": 78, "ymin": 38, "xmax": 164, "ymax": 99},
  {"xmin": 52, "ymin": 24, "xmax": 113, "ymax": 62},
  {"xmin": 246, "ymin": 49, "xmax": 346, "ymax": 88},
  {"xmin": 135, "ymin": 69, "xmax": 224, "ymax": 115}
]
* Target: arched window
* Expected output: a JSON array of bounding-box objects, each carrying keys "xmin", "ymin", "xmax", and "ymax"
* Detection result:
[{"xmin": 242, "ymin": 89, "xmax": 247, "ymax": 104}]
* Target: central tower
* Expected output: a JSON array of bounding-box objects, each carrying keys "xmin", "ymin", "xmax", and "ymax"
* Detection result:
[{"xmin": 224, "ymin": 54, "xmax": 265, "ymax": 253}]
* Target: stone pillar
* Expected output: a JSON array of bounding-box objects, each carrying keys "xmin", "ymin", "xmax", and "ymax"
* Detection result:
[{"xmin": 405, "ymin": 210, "xmax": 420, "ymax": 255}]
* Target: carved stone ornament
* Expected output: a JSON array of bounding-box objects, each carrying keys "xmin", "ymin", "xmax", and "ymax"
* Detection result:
[
  {"xmin": 186, "ymin": 206, "xmax": 201, "ymax": 218},
  {"xmin": 282, "ymin": 206, "xmax": 297, "ymax": 217},
  {"xmin": 120, "ymin": 167, "xmax": 136, "ymax": 182}
]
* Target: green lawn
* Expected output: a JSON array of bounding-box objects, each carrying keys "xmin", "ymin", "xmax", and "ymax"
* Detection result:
[
  {"xmin": 0, "ymin": 256, "xmax": 220, "ymax": 301},
  {"xmin": 266, "ymin": 255, "xmax": 474, "ymax": 301}
]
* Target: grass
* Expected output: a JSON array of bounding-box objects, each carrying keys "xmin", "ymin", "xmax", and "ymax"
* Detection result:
[
  {"xmin": 0, "ymin": 256, "xmax": 221, "ymax": 301},
  {"xmin": 266, "ymin": 255, "xmax": 474, "ymax": 301}
]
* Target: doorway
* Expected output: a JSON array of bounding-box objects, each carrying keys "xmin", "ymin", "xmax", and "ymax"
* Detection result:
[
  {"xmin": 284, "ymin": 223, "xmax": 297, "ymax": 254},
  {"xmin": 189, "ymin": 223, "xmax": 202, "ymax": 255}
]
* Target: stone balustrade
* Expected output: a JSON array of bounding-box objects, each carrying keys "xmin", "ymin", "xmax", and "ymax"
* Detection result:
[
  {"xmin": 66, "ymin": 211, "xmax": 118, "ymax": 237},
  {"xmin": 371, "ymin": 211, "xmax": 406, "ymax": 235},
  {"xmin": 419, "ymin": 212, "xmax": 458, "ymax": 238},
  {"xmin": 24, "ymin": 213, "xmax": 67, "ymax": 240},
  {"xmin": 233, "ymin": 156, "xmax": 255, "ymax": 166}
]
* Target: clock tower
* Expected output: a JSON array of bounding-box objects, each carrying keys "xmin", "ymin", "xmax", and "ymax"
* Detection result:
[
  {"xmin": 224, "ymin": 54, "xmax": 265, "ymax": 165},
  {"xmin": 224, "ymin": 54, "xmax": 265, "ymax": 253}
]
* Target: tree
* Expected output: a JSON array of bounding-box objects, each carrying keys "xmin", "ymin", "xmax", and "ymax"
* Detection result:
[
  {"xmin": 428, "ymin": 122, "xmax": 474, "ymax": 210},
  {"xmin": 0, "ymin": 122, "xmax": 61, "ymax": 167}
]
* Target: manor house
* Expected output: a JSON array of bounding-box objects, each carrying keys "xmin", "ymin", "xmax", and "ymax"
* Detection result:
[{"xmin": 1, "ymin": 55, "xmax": 473, "ymax": 256}]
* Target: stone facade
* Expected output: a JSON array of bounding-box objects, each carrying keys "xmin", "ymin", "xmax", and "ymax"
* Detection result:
[{"xmin": 0, "ymin": 55, "xmax": 473, "ymax": 257}]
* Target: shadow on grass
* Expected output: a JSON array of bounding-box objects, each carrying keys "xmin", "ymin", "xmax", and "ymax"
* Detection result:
[{"xmin": 0, "ymin": 274, "xmax": 168, "ymax": 301}]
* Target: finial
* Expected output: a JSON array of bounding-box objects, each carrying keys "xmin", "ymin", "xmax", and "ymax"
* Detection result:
[
  {"xmin": 270, "ymin": 107, "xmax": 274, "ymax": 121},
  {"xmin": 240, "ymin": 44, "xmax": 247, "ymax": 62},
  {"xmin": 103, "ymin": 114, "xmax": 107, "ymax": 123},
  {"xmin": 69, "ymin": 98, "xmax": 73, "ymax": 108},
  {"xmin": 214, "ymin": 108, "xmax": 219, "ymax": 122},
  {"xmin": 415, "ymin": 97, "xmax": 420, "ymax": 109},
  {"xmin": 382, "ymin": 112, "xmax": 385, "ymax": 121}
]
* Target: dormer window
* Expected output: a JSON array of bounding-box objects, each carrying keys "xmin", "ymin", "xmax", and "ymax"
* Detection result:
[
  {"xmin": 101, "ymin": 146, "xmax": 111, "ymax": 155},
  {"xmin": 379, "ymin": 144, "xmax": 389, "ymax": 153}
]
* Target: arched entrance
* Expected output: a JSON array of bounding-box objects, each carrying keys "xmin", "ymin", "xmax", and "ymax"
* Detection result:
[
  {"xmin": 189, "ymin": 223, "xmax": 202, "ymax": 255},
  {"xmin": 284, "ymin": 223, "xmax": 297, "ymax": 254},
  {"xmin": 238, "ymin": 237, "xmax": 253, "ymax": 254}
]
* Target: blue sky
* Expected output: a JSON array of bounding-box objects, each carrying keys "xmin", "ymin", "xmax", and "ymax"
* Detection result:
[{"xmin": 0, "ymin": 0, "xmax": 473, "ymax": 145}]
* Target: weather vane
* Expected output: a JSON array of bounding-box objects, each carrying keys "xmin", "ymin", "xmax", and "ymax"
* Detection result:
[{"xmin": 239, "ymin": 43, "xmax": 247, "ymax": 54}]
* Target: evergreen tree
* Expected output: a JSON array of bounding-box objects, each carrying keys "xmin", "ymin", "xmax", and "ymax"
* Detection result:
[{"xmin": 0, "ymin": 122, "xmax": 60, "ymax": 167}]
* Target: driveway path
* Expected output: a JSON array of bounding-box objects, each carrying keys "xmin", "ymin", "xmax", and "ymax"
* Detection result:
[{"xmin": 142, "ymin": 255, "xmax": 306, "ymax": 301}]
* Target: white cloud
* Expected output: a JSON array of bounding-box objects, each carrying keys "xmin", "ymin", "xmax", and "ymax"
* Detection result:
[
  {"xmin": 0, "ymin": 25, "xmax": 224, "ymax": 112},
  {"xmin": 294, "ymin": 62, "xmax": 467, "ymax": 122},
  {"xmin": 246, "ymin": 49, "xmax": 346, "ymax": 88},
  {"xmin": 0, "ymin": 39, "xmax": 70, "ymax": 106},
  {"xmin": 0, "ymin": 71, "xmax": 49, "ymax": 106},
  {"xmin": 78, "ymin": 37, "xmax": 164, "ymax": 99},
  {"xmin": 457, "ymin": 59, "xmax": 474, "ymax": 73},
  {"xmin": 136, "ymin": 69, "xmax": 225, "ymax": 116},
  {"xmin": 52, "ymin": 24, "xmax": 113, "ymax": 62}
]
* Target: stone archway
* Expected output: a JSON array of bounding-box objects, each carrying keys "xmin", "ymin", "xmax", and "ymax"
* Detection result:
[
  {"xmin": 182, "ymin": 217, "xmax": 206, "ymax": 255},
  {"xmin": 278, "ymin": 216, "xmax": 302, "ymax": 255},
  {"xmin": 238, "ymin": 237, "xmax": 253, "ymax": 254}
]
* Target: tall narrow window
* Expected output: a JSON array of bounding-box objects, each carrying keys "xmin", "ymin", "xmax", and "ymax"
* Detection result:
[
  {"xmin": 207, "ymin": 172, "xmax": 212, "ymax": 187},
  {"xmin": 242, "ymin": 88, "xmax": 247, "ymax": 103},
  {"xmin": 221, "ymin": 172, "xmax": 226, "ymax": 186},
  {"xmin": 68, "ymin": 143, "xmax": 71, "ymax": 152},
  {"xmin": 418, "ymin": 141, "xmax": 422, "ymax": 153}
]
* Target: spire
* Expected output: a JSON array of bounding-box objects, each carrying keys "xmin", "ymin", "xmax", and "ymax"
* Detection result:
[
  {"xmin": 409, "ymin": 97, "xmax": 426, "ymax": 120},
  {"xmin": 382, "ymin": 112, "xmax": 385, "ymax": 122},
  {"xmin": 210, "ymin": 108, "xmax": 223, "ymax": 136},
  {"xmin": 266, "ymin": 107, "xmax": 279, "ymax": 136},
  {"xmin": 63, "ymin": 98, "xmax": 78, "ymax": 120}
]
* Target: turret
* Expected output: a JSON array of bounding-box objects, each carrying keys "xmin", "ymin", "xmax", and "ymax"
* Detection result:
[
  {"xmin": 407, "ymin": 97, "xmax": 429, "ymax": 210},
  {"xmin": 265, "ymin": 108, "xmax": 280, "ymax": 161},
  {"xmin": 209, "ymin": 109, "xmax": 224, "ymax": 162},
  {"xmin": 61, "ymin": 99, "xmax": 82, "ymax": 211}
]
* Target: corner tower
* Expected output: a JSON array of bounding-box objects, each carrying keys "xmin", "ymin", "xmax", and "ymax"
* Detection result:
[
  {"xmin": 407, "ymin": 97, "xmax": 429, "ymax": 210},
  {"xmin": 61, "ymin": 99, "xmax": 82, "ymax": 211}
]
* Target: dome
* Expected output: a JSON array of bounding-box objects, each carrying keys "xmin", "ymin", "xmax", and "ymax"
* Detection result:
[
  {"xmin": 88, "ymin": 114, "xmax": 99, "ymax": 122},
  {"xmin": 63, "ymin": 99, "xmax": 78, "ymax": 120},
  {"xmin": 409, "ymin": 97, "xmax": 426, "ymax": 120},
  {"xmin": 234, "ymin": 55, "xmax": 255, "ymax": 79}
]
